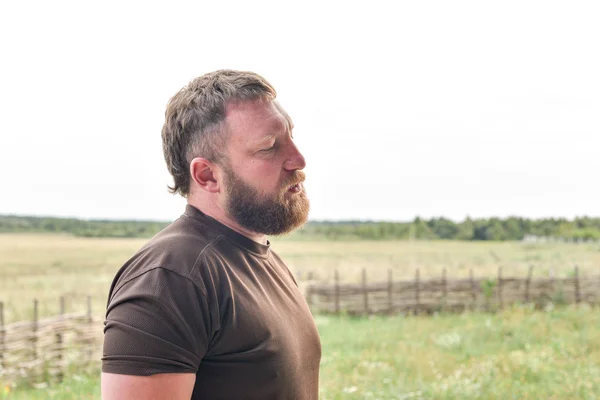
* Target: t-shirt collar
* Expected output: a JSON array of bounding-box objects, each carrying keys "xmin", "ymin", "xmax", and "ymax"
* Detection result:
[{"xmin": 184, "ymin": 204, "xmax": 271, "ymax": 257}]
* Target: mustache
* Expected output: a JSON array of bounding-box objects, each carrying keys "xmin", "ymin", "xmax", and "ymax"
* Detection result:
[{"xmin": 284, "ymin": 171, "xmax": 306, "ymax": 188}]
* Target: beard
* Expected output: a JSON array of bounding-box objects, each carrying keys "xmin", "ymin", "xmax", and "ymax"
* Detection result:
[{"xmin": 223, "ymin": 167, "xmax": 310, "ymax": 236}]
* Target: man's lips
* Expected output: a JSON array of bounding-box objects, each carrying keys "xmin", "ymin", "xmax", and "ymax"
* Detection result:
[{"xmin": 287, "ymin": 182, "xmax": 303, "ymax": 193}]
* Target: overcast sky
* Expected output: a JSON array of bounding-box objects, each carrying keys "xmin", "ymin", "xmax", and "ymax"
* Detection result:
[{"xmin": 1, "ymin": 0, "xmax": 599, "ymax": 222}]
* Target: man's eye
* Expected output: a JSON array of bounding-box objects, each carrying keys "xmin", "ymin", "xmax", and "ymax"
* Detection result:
[{"xmin": 262, "ymin": 144, "xmax": 276, "ymax": 152}]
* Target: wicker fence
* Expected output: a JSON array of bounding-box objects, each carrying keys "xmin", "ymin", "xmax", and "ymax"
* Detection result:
[
  {"xmin": 0, "ymin": 297, "xmax": 103, "ymax": 386},
  {"xmin": 306, "ymin": 266, "xmax": 599, "ymax": 314},
  {"xmin": 2, "ymin": 266, "xmax": 599, "ymax": 385}
]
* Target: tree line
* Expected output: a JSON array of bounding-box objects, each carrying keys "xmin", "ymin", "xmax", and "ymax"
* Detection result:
[
  {"xmin": 2, "ymin": 214, "xmax": 600, "ymax": 241},
  {"xmin": 0, "ymin": 215, "xmax": 168, "ymax": 238},
  {"xmin": 294, "ymin": 216, "xmax": 600, "ymax": 241}
]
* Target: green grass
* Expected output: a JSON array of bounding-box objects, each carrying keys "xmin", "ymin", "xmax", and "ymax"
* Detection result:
[
  {"xmin": 3, "ymin": 306, "xmax": 600, "ymax": 399},
  {"xmin": 317, "ymin": 306, "xmax": 600, "ymax": 399},
  {"xmin": 2, "ymin": 234, "xmax": 600, "ymax": 398},
  {"xmin": 1, "ymin": 373, "xmax": 100, "ymax": 399}
]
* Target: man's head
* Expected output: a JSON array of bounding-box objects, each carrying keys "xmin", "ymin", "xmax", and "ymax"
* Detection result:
[
  {"xmin": 162, "ymin": 70, "xmax": 277, "ymax": 196},
  {"xmin": 162, "ymin": 70, "xmax": 309, "ymax": 235}
]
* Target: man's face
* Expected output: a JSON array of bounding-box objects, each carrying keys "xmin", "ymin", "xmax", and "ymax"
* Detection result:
[{"xmin": 220, "ymin": 99, "xmax": 309, "ymax": 235}]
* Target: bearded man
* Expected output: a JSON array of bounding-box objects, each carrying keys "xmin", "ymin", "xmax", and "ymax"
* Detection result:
[{"xmin": 101, "ymin": 70, "xmax": 321, "ymax": 400}]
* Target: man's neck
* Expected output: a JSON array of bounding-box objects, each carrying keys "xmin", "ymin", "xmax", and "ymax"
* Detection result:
[{"xmin": 187, "ymin": 198, "xmax": 268, "ymax": 245}]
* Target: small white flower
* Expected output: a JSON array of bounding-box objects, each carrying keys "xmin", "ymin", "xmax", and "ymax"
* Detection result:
[{"xmin": 343, "ymin": 386, "xmax": 358, "ymax": 393}]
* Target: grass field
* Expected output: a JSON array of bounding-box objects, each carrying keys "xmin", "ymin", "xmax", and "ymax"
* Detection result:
[
  {"xmin": 3, "ymin": 306, "xmax": 600, "ymax": 399},
  {"xmin": 2, "ymin": 233, "xmax": 599, "ymax": 323},
  {"xmin": 2, "ymin": 233, "xmax": 600, "ymax": 398}
]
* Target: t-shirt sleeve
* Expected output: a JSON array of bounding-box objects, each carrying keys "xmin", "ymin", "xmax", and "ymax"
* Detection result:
[{"xmin": 102, "ymin": 267, "xmax": 213, "ymax": 376}]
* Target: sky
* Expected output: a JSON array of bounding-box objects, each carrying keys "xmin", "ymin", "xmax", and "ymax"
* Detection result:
[{"xmin": 1, "ymin": 0, "xmax": 599, "ymax": 222}]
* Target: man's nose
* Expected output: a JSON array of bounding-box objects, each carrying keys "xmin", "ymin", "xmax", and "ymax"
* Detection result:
[{"xmin": 284, "ymin": 142, "xmax": 306, "ymax": 171}]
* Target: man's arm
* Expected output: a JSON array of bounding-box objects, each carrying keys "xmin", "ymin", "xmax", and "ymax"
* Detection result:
[
  {"xmin": 101, "ymin": 372, "xmax": 196, "ymax": 400},
  {"xmin": 102, "ymin": 268, "xmax": 214, "ymax": 397}
]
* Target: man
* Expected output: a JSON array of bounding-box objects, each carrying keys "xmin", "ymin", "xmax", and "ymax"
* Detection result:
[{"xmin": 101, "ymin": 70, "xmax": 321, "ymax": 399}]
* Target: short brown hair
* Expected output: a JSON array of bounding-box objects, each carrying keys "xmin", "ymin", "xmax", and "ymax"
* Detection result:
[{"xmin": 161, "ymin": 70, "xmax": 277, "ymax": 197}]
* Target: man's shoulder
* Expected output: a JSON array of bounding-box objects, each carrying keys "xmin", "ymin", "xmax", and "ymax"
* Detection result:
[
  {"xmin": 148, "ymin": 215, "xmax": 224, "ymax": 258},
  {"xmin": 110, "ymin": 215, "xmax": 228, "ymax": 293}
]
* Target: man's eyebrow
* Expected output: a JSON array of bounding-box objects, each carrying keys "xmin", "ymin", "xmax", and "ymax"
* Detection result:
[
  {"xmin": 258, "ymin": 132, "xmax": 277, "ymax": 143},
  {"xmin": 257, "ymin": 117, "xmax": 294, "ymax": 144}
]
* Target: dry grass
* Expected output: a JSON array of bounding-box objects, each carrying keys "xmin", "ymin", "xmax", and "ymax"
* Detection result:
[
  {"xmin": 1, "ymin": 233, "xmax": 599, "ymax": 323},
  {"xmin": 274, "ymin": 238, "xmax": 600, "ymax": 282},
  {"xmin": 0, "ymin": 233, "xmax": 146, "ymax": 323}
]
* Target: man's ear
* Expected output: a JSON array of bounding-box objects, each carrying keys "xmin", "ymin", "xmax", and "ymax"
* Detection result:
[{"xmin": 190, "ymin": 157, "xmax": 220, "ymax": 193}]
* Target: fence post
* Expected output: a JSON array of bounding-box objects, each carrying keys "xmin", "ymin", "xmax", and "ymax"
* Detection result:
[
  {"xmin": 415, "ymin": 268, "xmax": 420, "ymax": 314},
  {"xmin": 525, "ymin": 265, "xmax": 534, "ymax": 303},
  {"xmin": 32, "ymin": 298, "xmax": 39, "ymax": 380},
  {"xmin": 334, "ymin": 270, "xmax": 340, "ymax": 314},
  {"xmin": 387, "ymin": 269, "xmax": 393, "ymax": 314},
  {"xmin": 469, "ymin": 269, "xmax": 476, "ymax": 310},
  {"xmin": 87, "ymin": 295, "xmax": 92, "ymax": 323},
  {"xmin": 362, "ymin": 268, "xmax": 368, "ymax": 314},
  {"xmin": 0, "ymin": 302, "xmax": 4, "ymax": 373},
  {"xmin": 442, "ymin": 268, "xmax": 447, "ymax": 311},
  {"xmin": 56, "ymin": 296, "xmax": 65, "ymax": 382},
  {"xmin": 87, "ymin": 295, "xmax": 93, "ymax": 363},
  {"xmin": 497, "ymin": 267, "xmax": 503, "ymax": 309},
  {"xmin": 549, "ymin": 267, "xmax": 555, "ymax": 303},
  {"xmin": 33, "ymin": 299, "xmax": 38, "ymax": 358},
  {"xmin": 574, "ymin": 266, "xmax": 581, "ymax": 304}
]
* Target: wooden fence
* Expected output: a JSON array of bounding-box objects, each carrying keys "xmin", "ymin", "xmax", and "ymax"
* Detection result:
[
  {"xmin": 0, "ymin": 297, "xmax": 103, "ymax": 386},
  {"xmin": 2, "ymin": 267, "xmax": 599, "ymax": 384},
  {"xmin": 305, "ymin": 266, "xmax": 600, "ymax": 314}
]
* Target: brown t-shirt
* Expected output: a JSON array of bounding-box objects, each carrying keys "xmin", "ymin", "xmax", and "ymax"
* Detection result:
[{"xmin": 102, "ymin": 205, "xmax": 321, "ymax": 399}]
